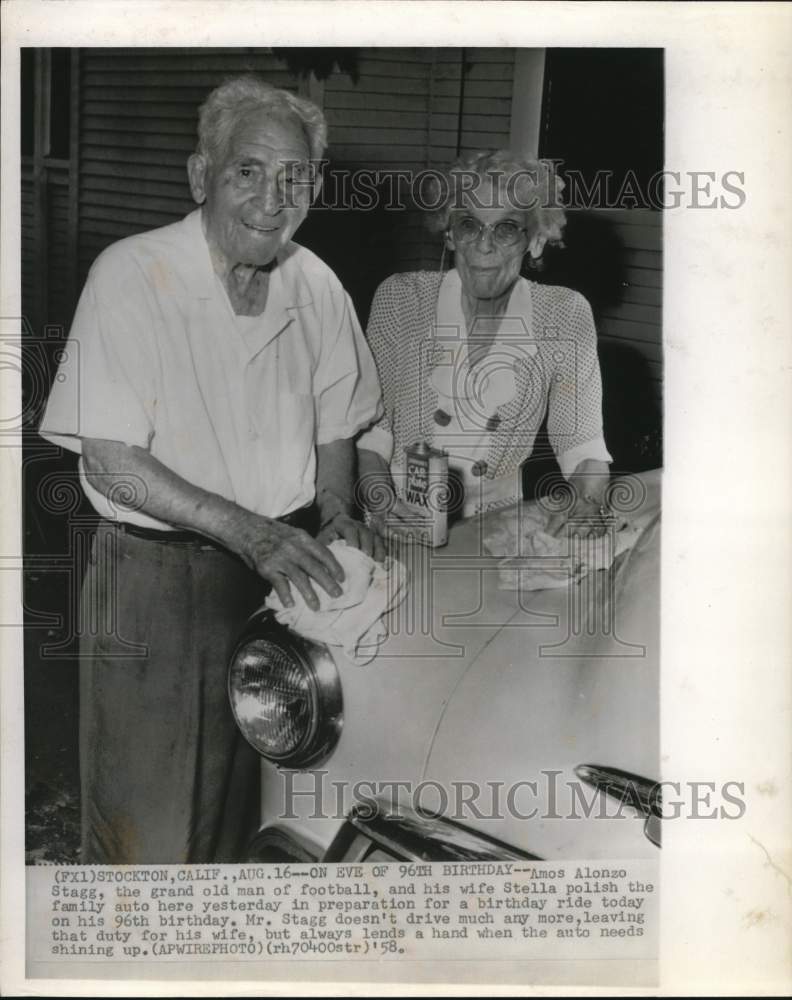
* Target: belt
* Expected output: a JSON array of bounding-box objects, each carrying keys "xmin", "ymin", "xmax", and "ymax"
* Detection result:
[{"xmin": 111, "ymin": 504, "xmax": 317, "ymax": 545}]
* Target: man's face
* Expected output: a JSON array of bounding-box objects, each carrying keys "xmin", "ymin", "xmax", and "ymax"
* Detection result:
[{"xmin": 190, "ymin": 108, "xmax": 314, "ymax": 267}]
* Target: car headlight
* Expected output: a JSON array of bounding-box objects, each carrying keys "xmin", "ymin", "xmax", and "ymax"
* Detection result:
[{"xmin": 228, "ymin": 611, "xmax": 342, "ymax": 767}]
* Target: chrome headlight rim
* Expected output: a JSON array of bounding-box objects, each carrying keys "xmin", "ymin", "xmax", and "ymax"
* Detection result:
[{"xmin": 228, "ymin": 610, "xmax": 343, "ymax": 768}]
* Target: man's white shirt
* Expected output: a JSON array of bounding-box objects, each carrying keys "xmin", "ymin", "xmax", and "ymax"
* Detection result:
[{"xmin": 40, "ymin": 209, "xmax": 383, "ymax": 528}]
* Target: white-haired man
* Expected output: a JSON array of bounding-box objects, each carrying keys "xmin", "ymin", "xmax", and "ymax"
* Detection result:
[{"xmin": 40, "ymin": 77, "xmax": 383, "ymax": 863}]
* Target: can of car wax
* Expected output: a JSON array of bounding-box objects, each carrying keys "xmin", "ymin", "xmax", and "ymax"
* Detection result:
[{"xmin": 403, "ymin": 441, "xmax": 449, "ymax": 547}]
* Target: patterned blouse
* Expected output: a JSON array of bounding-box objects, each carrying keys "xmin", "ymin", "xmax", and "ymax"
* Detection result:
[{"xmin": 357, "ymin": 269, "xmax": 611, "ymax": 512}]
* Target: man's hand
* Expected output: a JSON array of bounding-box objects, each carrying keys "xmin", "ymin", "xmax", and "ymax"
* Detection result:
[
  {"xmin": 234, "ymin": 512, "xmax": 346, "ymax": 611},
  {"xmin": 317, "ymin": 513, "xmax": 386, "ymax": 563}
]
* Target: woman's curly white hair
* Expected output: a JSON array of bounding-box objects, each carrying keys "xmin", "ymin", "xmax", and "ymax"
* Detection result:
[
  {"xmin": 195, "ymin": 75, "xmax": 328, "ymax": 165},
  {"xmin": 424, "ymin": 149, "xmax": 567, "ymax": 248}
]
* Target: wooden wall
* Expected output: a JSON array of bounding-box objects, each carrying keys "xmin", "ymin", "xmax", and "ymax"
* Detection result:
[
  {"xmin": 21, "ymin": 46, "xmax": 662, "ymax": 467},
  {"xmin": 313, "ymin": 48, "xmax": 515, "ymax": 312},
  {"xmin": 22, "ymin": 46, "xmax": 518, "ymax": 335},
  {"xmin": 77, "ymin": 49, "xmax": 295, "ymax": 281},
  {"xmin": 536, "ymin": 46, "xmax": 664, "ymax": 428},
  {"xmin": 594, "ymin": 207, "xmax": 662, "ymax": 392}
]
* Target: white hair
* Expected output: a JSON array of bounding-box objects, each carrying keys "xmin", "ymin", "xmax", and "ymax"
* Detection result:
[
  {"xmin": 196, "ymin": 75, "xmax": 328, "ymax": 164},
  {"xmin": 426, "ymin": 148, "xmax": 567, "ymax": 246}
]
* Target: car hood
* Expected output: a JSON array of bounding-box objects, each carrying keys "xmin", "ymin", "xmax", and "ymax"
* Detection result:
[
  {"xmin": 423, "ymin": 499, "xmax": 661, "ymax": 858},
  {"xmin": 261, "ymin": 470, "xmax": 661, "ymax": 859}
]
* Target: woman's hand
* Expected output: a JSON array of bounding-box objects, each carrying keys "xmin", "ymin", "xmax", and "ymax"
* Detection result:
[
  {"xmin": 356, "ymin": 451, "xmax": 425, "ymax": 545},
  {"xmin": 546, "ymin": 458, "xmax": 612, "ymax": 538},
  {"xmin": 546, "ymin": 495, "xmax": 612, "ymax": 538},
  {"xmin": 356, "ymin": 446, "xmax": 418, "ymax": 545},
  {"xmin": 367, "ymin": 496, "xmax": 423, "ymax": 542}
]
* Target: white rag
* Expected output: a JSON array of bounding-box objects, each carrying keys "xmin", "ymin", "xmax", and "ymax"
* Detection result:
[
  {"xmin": 482, "ymin": 501, "xmax": 642, "ymax": 591},
  {"xmin": 264, "ymin": 540, "xmax": 409, "ymax": 665}
]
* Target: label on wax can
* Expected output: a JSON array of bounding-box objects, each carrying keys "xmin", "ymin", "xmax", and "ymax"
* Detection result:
[{"xmin": 403, "ymin": 441, "xmax": 449, "ymax": 548}]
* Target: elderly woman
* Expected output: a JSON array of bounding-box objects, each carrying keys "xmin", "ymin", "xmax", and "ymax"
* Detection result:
[{"xmin": 357, "ymin": 150, "xmax": 612, "ymax": 535}]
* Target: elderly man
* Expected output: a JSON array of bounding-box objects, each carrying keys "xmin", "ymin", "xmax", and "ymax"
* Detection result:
[{"xmin": 40, "ymin": 77, "xmax": 383, "ymax": 864}]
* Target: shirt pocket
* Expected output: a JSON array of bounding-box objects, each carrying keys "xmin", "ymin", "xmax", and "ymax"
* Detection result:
[{"xmin": 244, "ymin": 352, "xmax": 315, "ymax": 501}]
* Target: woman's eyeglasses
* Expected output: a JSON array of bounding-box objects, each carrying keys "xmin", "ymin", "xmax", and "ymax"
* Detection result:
[{"xmin": 451, "ymin": 216, "xmax": 528, "ymax": 247}]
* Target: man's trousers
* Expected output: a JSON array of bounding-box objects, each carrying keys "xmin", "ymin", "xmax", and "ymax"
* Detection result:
[{"xmin": 79, "ymin": 521, "xmax": 268, "ymax": 864}]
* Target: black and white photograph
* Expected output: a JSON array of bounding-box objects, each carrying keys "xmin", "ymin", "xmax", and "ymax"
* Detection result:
[
  {"xmin": 2, "ymin": 2, "xmax": 790, "ymax": 996},
  {"xmin": 21, "ymin": 43, "xmax": 664, "ymax": 868}
]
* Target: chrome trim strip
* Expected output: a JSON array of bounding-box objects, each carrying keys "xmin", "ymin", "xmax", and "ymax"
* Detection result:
[
  {"xmin": 345, "ymin": 799, "xmax": 540, "ymax": 862},
  {"xmin": 574, "ymin": 763, "xmax": 658, "ymax": 812},
  {"xmin": 574, "ymin": 763, "xmax": 661, "ymax": 848},
  {"xmin": 245, "ymin": 825, "xmax": 322, "ymax": 863}
]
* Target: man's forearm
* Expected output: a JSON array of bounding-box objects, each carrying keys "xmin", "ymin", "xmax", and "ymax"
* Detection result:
[
  {"xmin": 356, "ymin": 446, "xmax": 394, "ymax": 510},
  {"xmin": 315, "ymin": 439, "xmax": 386, "ymax": 561},
  {"xmin": 82, "ymin": 437, "xmax": 349, "ymax": 606},
  {"xmin": 82, "ymin": 437, "xmax": 253, "ymax": 551},
  {"xmin": 357, "ymin": 446, "xmax": 390, "ymax": 481},
  {"xmin": 315, "ymin": 438, "xmax": 356, "ymax": 527}
]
